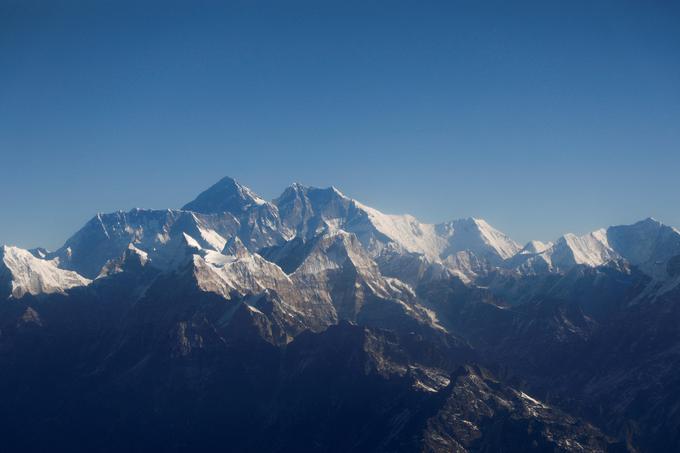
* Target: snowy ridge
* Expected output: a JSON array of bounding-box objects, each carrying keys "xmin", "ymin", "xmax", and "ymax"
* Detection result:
[
  {"xmin": 352, "ymin": 201, "xmax": 447, "ymax": 260},
  {"xmin": 275, "ymin": 183, "xmax": 521, "ymax": 278},
  {"xmin": 6, "ymin": 176, "xmax": 680, "ymax": 304},
  {"xmin": 3, "ymin": 176, "xmax": 675, "ymax": 453},
  {"xmin": 512, "ymin": 231, "xmax": 620, "ymax": 273},
  {"xmin": 472, "ymin": 218, "xmax": 523, "ymax": 259},
  {"xmin": 187, "ymin": 230, "xmax": 422, "ymax": 330},
  {"xmin": 1, "ymin": 246, "xmax": 91, "ymax": 299},
  {"xmin": 561, "ymin": 229, "xmax": 616, "ymax": 267},
  {"xmin": 194, "ymin": 249, "xmax": 294, "ymax": 300},
  {"xmin": 51, "ymin": 208, "xmax": 240, "ymax": 279},
  {"xmin": 512, "ymin": 218, "xmax": 680, "ymax": 277}
]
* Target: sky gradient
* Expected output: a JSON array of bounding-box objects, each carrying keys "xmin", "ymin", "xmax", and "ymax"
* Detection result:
[{"xmin": 1, "ymin": 0, "xmax": 679, "ymax": 250}]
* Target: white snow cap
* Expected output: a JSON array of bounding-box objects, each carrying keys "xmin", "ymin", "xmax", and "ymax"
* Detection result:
[{"xmin": 1, "ymin": 245, "xmax": 91, "ymax": 299}]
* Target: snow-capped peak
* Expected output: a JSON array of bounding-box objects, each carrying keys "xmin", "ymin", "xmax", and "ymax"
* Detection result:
[
  {"xmin": 512, "ymin": 218, "xmax": 680, "ymax": 276},
  {"xmin": 1, "ymin": 245, "xmax": 91, "ymax": 299},
  {"xmin": 275, "ymin": 182, "xmax": 522, "ymax": 276},
  {"xmin": 30, "ymin": 175, "xmax": 680, "ymax": 292},
  {"xmin": 182, "ymin": 176, "xmax": 267, "ymax": 215},
  {"xmin": 438, "ymin": 217, "xmax": 522, "ymax": 262},
  {"xmin": 465, "ymin": 217, "xmax": 522, "ymax": 260},
  {"xmin": 558, "ymin": 229, "xmax": 617, "ymax": 267}
]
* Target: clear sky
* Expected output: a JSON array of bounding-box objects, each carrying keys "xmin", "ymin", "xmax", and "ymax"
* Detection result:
[{"xmin": 1, "ymin": 0, "xmax": 679, "ymax": 250}]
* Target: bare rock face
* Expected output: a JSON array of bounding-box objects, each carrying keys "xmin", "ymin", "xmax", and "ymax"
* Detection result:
[
  {"xmin": 667, "ymin": 255, "xmax": 680, "ymax": 278},
  {"xmin": 421, "ymin": 366, "xmax": 626, "ymax": 453}
]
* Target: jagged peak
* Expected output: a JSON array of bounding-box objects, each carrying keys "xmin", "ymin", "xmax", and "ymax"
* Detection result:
[
  {"xmin": 277, "ymin": 182, "xmax": 349, "ymax": 200},
  {"xmin": 182, "ymin": 176, "xmax": 267, "ymax": 215},
  {"xmin": 274, "ymin": 182, "xmax": 307, "ymax": 205},
  {"xmin": 293, "ymin": 230, "xmax": 377, "ymax": 277},
  {"xmin": 638, "ymin": 216, "xmax": 662, "ymax": 226}
]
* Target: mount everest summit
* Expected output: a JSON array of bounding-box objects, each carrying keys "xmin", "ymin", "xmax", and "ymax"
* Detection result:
[
  {"xmin": 4, "ymin": 176, "xmax": 679, "ymax": 302},
  {"xmin": 2, "ymin": 176, "xmax": 680, "ymax": 452}
]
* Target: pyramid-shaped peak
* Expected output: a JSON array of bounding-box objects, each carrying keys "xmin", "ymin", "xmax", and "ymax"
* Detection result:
[
  {"xmin": 182, "ymin": 176, "xmax": 266, "ymax": 215},
  {"xmin": 442, "ymin": 217, "xmax": 521, "ymax": 260},
  {"xmin": 634, "ymin": 217, "xmax": 663, "ymax": 228},
  {"xmin": 275, "ymin": 182, "xmax": 308, "ymax": 203}
]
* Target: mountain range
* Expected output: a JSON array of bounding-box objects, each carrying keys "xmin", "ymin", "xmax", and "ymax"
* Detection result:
[{"xmin": 2, "ymin": 176, "xmax": 680, "ymax": 452}]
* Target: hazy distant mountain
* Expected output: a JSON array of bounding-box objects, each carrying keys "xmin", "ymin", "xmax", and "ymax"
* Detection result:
[{"xmin": 2, "ymin": 176, "xmax": 679, "ymax": 452}]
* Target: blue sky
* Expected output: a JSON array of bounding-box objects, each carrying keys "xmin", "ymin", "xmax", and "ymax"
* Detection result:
[{"xmin": 1, "ymin": 0, "xmax": 679, "ymax": 249}]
